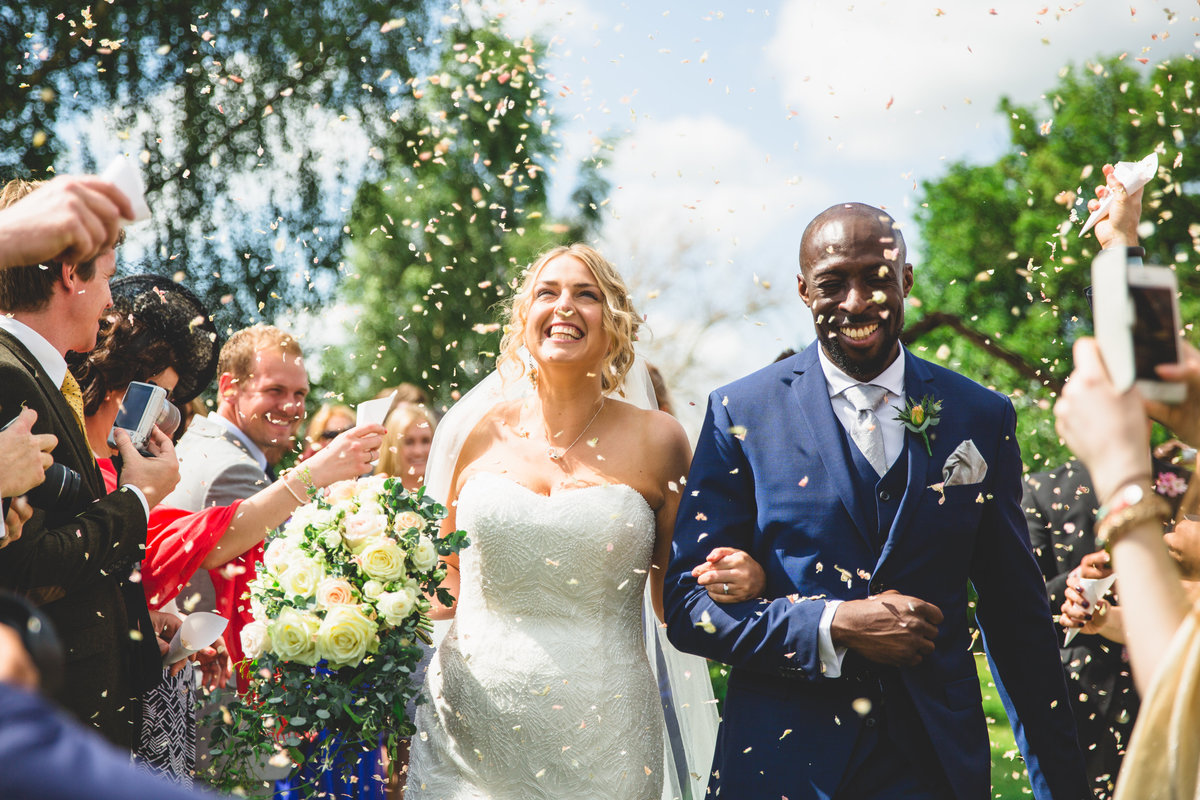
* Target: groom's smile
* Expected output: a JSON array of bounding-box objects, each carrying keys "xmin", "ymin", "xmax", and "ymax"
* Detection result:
[{"xmin": 798, "ymin": 203, "xmax": 914, "ymax": 382}]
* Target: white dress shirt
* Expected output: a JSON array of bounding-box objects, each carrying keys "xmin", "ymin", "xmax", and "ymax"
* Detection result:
[
  {"xmin": 0, "ymin": 315, "xmax": 148, "ymax": 516},
  {"xmin": 814, "ymin": 346, "xmax": 907, "ymax": 678}
]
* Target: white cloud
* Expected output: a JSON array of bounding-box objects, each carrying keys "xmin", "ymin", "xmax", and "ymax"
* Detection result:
[
  {"xmin": 591, "ymin": 114, "xmax": 818, "ymax": 431},
  {"xmin": 766, "ymin": 0, "xmax": 1197, "ymax": 165}
]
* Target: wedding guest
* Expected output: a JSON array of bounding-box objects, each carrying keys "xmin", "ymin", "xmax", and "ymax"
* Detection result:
[
  {"xmin": 163, "ymin": 324, "xmax": 384, "ymax": 789},
  {"xmin": 1054, "ymin": 164, "xmax": 1200, "ymax": 800},
  {"xmin": 665, "ymin": 202, "xmax": 1088, "ymax": 799},
  {"xmin": 0, "ymin": 592, "xmax": 222, "ymax": 800},
  {"xmin": 75, "ymin": 279, "xmax": 392, "ymax": 784},
  {"xmin": 1024, "ymin": 454, "xmax": 1188, "ymax": 799},
  {"xmin": 298, "ymin": 402, "xmax": 354, "ymax": 462},
  {"xmin": 0, "ymin": 178, "xmax": 180, "ymax": 749},
  {"xmin": 376, "ymin": 403, "xmax": 436, "ymax": 492}
]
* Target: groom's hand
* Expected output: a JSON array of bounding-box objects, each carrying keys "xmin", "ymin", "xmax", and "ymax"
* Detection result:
[{"xmin": 830, "ymin": 590, "xmax": 943, "ymax": 667}]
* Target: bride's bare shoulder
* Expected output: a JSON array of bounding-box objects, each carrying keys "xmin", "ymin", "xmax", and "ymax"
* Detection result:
[{"xmin": 606, "ymin": 399, "xmax": 689, "ymax": 453}]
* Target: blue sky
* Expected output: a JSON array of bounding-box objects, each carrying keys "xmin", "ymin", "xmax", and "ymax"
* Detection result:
[{"xmin": 483, "ymin": 0, "xmax": 1199, "ymax": 426}]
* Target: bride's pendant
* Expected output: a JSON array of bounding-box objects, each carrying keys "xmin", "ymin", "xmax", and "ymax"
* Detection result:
[{"xmin": 547, "ymin": 447, "xmax": 563, "ymax": 460}]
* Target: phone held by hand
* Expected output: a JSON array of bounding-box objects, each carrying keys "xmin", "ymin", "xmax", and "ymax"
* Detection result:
[
  {"xmin": 1092, "ymin": 247, "xmax": 1185, "ymax": 404},
  {"xmin": 106, "ymin": 381, "xmax": 181, "ymax": 454}
]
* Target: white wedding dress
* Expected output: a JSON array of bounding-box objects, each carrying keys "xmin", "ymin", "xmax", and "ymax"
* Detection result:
[{"xmin": 406, "ymin": 471, "xmax": 667, "ymax": 800}]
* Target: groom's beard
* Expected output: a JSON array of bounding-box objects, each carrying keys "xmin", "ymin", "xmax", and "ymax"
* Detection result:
[{"xmin": 820, "ymin": 332, "xmax": 899, "ymax": 383}]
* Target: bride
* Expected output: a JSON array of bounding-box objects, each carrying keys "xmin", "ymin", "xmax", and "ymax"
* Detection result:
[{"xmin": 405, "ymin": 245, "xmax": 751, "ymax": 800}]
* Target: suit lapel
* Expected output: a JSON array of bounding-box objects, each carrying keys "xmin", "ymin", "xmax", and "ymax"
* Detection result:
[
  {"xmin": 0, "ymin": 330, "xmax": 102, "ymax": 495},
  {"xmin": 878, "ymin": 348, "xmax": 936, "ymax": 567},
  {"xmin": 789, "ymin": 346, "xmax": 875, "ymax": 549}
]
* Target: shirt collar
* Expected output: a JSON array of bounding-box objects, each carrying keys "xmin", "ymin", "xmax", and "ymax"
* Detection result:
[
  {"xmin": 207, "ymin": 411, "xmax": 269, "ymax": 472},
  {"xmin": 817, "ymin": 345, "xmax": 906, "ymax": 399},
  {"xmin": 0, "ymin": 316, "xmax": 69, "ymax": 388}
]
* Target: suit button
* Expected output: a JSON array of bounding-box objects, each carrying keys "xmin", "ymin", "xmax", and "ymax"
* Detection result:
[{"xmin": 879, "ymin": 490, "xmax": 891, "ymax": 501}]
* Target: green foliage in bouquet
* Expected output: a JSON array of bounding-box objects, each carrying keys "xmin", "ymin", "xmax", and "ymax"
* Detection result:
[{"xmin": 205, "ymin": 474, "xmax": 468, "ymax": 796}]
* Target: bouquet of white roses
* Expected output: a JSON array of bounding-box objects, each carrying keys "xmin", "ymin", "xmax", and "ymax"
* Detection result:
[{"xmin": 207, "ymin": 474, "xmax": 468, "ymax": 794}]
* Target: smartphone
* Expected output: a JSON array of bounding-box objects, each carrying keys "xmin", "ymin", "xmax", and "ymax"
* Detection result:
[
  {"xmin": 1091, "ymin": 248, "xmax": 1185, "ymax": 403},
  {"xmin": 107, "ymin": 381, "xmax": 180, "ymax": 454},
  {"xmin": 1129, "ymin": 265, "xmax": 1185, "ymax": 402}
]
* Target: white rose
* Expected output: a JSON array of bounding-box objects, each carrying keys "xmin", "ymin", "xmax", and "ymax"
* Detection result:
[
  {"xmin": 392, "ymin": 510, "xmax": 426, "ymax": 535},
  {"xmin": 263, "ymin": 537, "xmax": 300, "ymax": 574},
  {"xmin": 315, "ymin": 605, "xmax": 378, "ymax": 668},
  {"xmin": 410, "ymin": 535, "xmax": 439, "ymax": 572},
  {"xmin": 321, "ymin": 528, "xmax": 343, "ymax": 550},
  {"xmin": 241, "ymin": 620, "xmax": 271, "ymax": 660},
  {"xmin": 316, "ymin": 577, "xmax": 356, "ymax": 607},
  {"xmin": 325, "ymin": 479, "xmax": 358, "ymax": 505},
  {"xmin": 376, "ymin": 589, "xmax": 417, "ymax": 626},
  {"xmin": 358, "ymin": 490, "xmax": 383, "ymax": 510},
  {"xmin": 342, "ymin": 510, "xmax": 388, "ymax": 554},
  {"xmin": 362, "ymin": 580, "xmax": 385, "ymax": 599},
  {"xmin": 358, "ymin": 538, "xmax": 407, "ymax": 582},
  {"xmin": 269, "ymin": 608, "xmax": 320, "ymax": 664},
  {"xmin": 278, "ymin": 555, "xmax": 324, "ymax": 598}
]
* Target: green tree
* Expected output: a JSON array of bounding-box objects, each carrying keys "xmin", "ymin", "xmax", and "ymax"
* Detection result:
[
  {"xmin": 327, "ymin": 22, "xmax": 607, "ymax": 404},
  {"xmin": 911, "ymin": 54, "xmax": 1200, "ymax": 469},
  {"xmin": 2, "ymin": 1, "xmax": 439, "ymax": 329}
]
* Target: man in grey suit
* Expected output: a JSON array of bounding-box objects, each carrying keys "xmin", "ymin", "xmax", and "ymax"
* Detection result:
[{"xmin": 166, "ymin": 324, "xmax": 383, "ymax": 778}]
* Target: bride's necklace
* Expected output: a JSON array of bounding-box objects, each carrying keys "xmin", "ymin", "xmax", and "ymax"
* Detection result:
[{"xmin": 544, "ymin": 398, "xmax": 605, "ymax": 461}]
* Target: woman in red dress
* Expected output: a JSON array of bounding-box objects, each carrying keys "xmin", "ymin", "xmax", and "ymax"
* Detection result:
[{"xmin": 70, "ymin": 274, "xmax": 383, "ymax": 784}]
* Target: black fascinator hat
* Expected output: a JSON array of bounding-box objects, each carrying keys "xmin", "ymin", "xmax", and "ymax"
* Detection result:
[{"xmin": 109, "ymin": 274, "xmax": 220, "ymax": 404}]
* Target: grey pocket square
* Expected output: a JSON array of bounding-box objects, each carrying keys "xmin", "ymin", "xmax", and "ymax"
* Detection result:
[{"xmin": 942, "ymin": 440, "xmax": 987, "ymax": 486}]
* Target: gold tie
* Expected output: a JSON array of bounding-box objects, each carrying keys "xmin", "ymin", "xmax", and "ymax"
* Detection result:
[{"xmin": 60, "ymin": 371, "xmax": 88, "ymax": 439}]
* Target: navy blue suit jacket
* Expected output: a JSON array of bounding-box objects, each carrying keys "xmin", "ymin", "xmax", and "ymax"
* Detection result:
[
  {"xmin": 0, "ymin": 682, "xmax": 218, "ymax": 800},
  {"xmin": 664, "ymin": 346, "xmax": 1087, "ymax": 800}
]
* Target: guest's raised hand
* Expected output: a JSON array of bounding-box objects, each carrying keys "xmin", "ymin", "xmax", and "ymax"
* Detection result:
[
  {"xmin": 830, "ymin": 590, "xmax": 943, "ymax": 667},
  {"xmin": 692, "ymin": 547, "xmax": 766, "ymax": 603},
  {"xmin": 1145, "ymin": 342, "xmax": 1200, "ymax": 450},
  {"xmin": 1055, "ymin": 338, "xmax": 1151, "ymax": 503},
  {"xmin": 1091, "ymin": 163, "xmax": 1144, "ymax": 251},
  {"xmin": 0, "ymin": 408, "xmax": 57, "ymax": 499},
  {"xmin": 305, "ymin": 423, "xmax": 387, "ymax": 486},
  {"xmin": 0, "ymin": 174, "xmax": 133, "ymax": 268}
]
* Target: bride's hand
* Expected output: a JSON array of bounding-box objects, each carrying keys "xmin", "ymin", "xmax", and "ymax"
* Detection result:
[{"xmin": 692, "ymin": 547, "xmax": 766, "ymax": 603}]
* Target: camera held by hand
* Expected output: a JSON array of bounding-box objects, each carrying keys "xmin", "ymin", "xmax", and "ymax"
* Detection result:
[{"xmin": 106, "ymin": 381, "xmax": 181, "ymax": 455}]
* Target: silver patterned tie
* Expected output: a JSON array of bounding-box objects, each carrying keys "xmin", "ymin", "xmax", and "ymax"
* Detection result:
[{"xmin": 843, "ymin": 383, "xmax": 889, "ymax": 477}]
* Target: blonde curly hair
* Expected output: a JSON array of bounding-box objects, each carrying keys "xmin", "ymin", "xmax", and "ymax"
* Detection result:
[{"xmin": 498, "ymin": 244, "xmax": 640, "ymax": 394}]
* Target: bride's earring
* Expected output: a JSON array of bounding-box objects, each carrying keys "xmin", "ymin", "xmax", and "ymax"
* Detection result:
[{"xmin": 528, "ymin": 364, "xmax": 538, "ymax": 388}]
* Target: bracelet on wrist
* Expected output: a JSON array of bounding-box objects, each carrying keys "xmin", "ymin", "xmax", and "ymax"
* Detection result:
[
  {"xmin": 1095, "ymin": 481, "xmax": 1170, "ymax": 553},
  {"xmin": 281, "ymin": 474, "xmax": 308, "ymax": 505},
  {"xmin": 1126, "ymin": 245, "xmax": 1146, "ymax": 259}
]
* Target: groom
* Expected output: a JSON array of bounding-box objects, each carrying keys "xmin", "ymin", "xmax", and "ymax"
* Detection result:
[{"xmin": 664, "ymin": 203, "xmax": 1088, "ymax": 799}]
